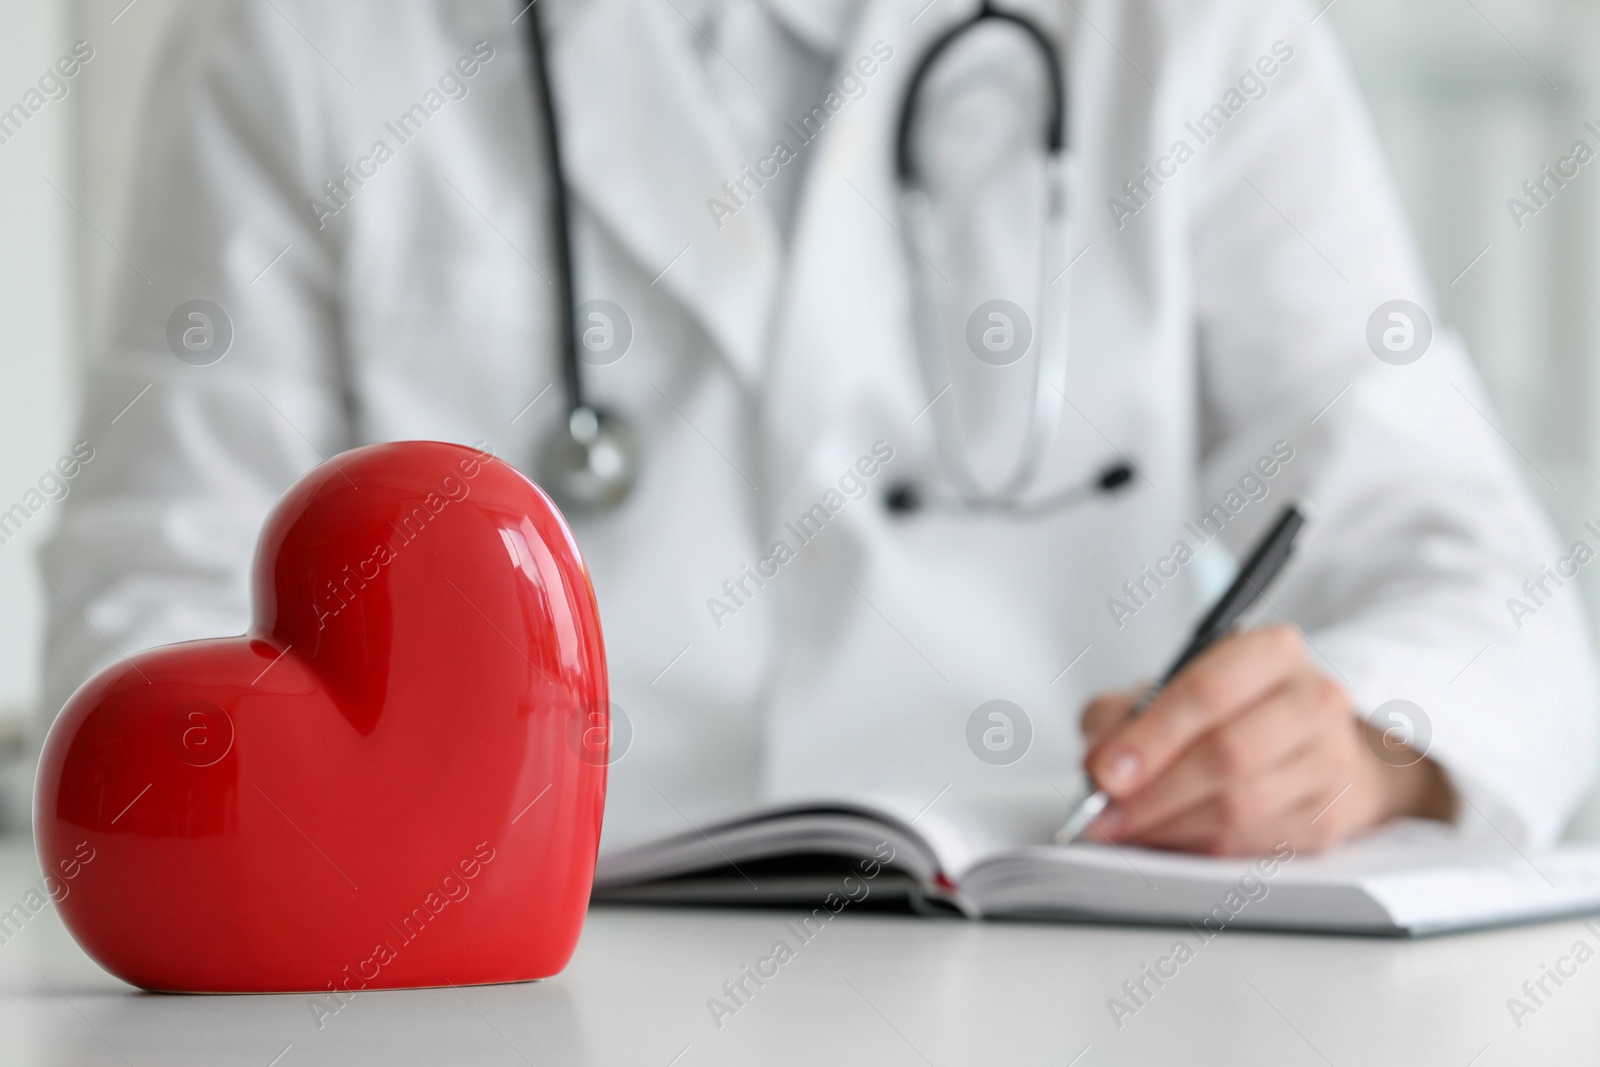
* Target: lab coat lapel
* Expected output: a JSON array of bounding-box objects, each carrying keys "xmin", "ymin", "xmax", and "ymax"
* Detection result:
[
  {"xmin": 548, "ymin": 0, "xmax": 780, "ymax": 381},
  {"xmin": 764, "ymin": 0, "xmax": 956, "ymax": 479}
]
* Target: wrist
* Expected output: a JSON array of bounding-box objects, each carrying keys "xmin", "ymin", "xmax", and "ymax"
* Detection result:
[{"xmin": 1362, "ymin": 722, "xmax": 1456, "ymax": 823}]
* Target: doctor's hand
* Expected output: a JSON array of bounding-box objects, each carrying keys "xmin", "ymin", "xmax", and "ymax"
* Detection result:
[{"xmin": 1076, "ymin": 625, "xmax": 1456, "ymax": 856}]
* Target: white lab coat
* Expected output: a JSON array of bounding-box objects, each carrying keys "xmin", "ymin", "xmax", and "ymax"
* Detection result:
[{"xmin": 41, "ymin": 0, "xmax": 1598, "ymax": 850}]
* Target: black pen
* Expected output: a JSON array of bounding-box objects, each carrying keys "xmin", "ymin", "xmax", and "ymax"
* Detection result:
[{"xmin": 1054, "ymin": 503, "xmax": 1307, "ymax": 843}]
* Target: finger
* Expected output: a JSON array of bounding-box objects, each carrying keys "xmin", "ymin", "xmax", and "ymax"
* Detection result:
[
  {"xmin": 1175, "ymin": 781, "xmax": 1371, "ymax": 857},
  {"xmin": 1128, "ymin": 740, "xmax": 1345, "ymax": 856},
  {"xmin": 1079, "ymin": 687, "xmax": 1141, "ymax": 746},
  {"xmin": 1086, "ymin": 624, "xmax": 1307, "ymax": 798},
  {"xmin": 1098, "ymin": 673, "xmax": 1336, "ymax": 840},
  {"xmin": 1255, "ymin": 713, "xmax": 1398, "ymax": 854}
]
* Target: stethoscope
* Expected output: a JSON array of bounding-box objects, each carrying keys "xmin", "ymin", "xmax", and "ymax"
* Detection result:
[
  {"xmin": 526, "ymin": 1, "xmax": 1134, "ymax": 517},
  {"xmin": 526, "ymin": 3, "xmax": 641, "ymax": 513}
]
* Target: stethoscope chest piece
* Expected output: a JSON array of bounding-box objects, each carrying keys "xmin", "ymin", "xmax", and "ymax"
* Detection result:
[{"xmin": 536, "ymin": 405, "xmax": 641, "ymax": 513}]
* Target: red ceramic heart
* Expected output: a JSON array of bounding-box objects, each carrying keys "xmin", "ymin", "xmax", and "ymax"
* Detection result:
[{"xmin": 35, "ymin": 441, "xmax": 609, "ymax": 992}]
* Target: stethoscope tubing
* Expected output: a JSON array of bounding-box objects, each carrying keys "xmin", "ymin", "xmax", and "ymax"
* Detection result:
[
  {"xmin": 894, "ymin": 1, "xmax": 1067, "ymax": 181},
  {"xmin": 896, "ymin": 3, "xmax": 1074, "ymax": 510},
  {"xmin": 525, "ymin": 1, "xmax": 586, "ymax": 417},
  {"xmin": 524, "ymin": 0, "xmax": 1083, "ymax": 516}
]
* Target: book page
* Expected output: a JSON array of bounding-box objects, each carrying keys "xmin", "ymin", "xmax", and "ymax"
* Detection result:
[
  {"xmin": 962, "ymin": 820, "xmax": 1600, "ymax": 934},
  {"xmin": 592, "ymin": 799, "xmax": 944, "ymax": 888}
]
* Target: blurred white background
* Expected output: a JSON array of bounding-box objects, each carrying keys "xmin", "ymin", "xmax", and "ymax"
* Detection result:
[{"xmin": 0, "ymin": 0, "xmax": 1597, "ymax": 832}]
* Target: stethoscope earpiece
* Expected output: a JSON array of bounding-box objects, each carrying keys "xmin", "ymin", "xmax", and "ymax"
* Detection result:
[
  {"xmin": 884, "ymin": 461, "xmax": 1137, "ymax": 520},
  {"xmin": 884, "ymin": 482, "xmax": 925, "ymax": 515},
  {"xmin": 1097, "ymin": 463, "xmax": 1134, "ymax": 493}
]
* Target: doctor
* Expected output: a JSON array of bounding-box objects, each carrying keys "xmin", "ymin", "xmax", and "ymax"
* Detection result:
[{"xmin": 41, "ymin": 0, "xmax": 1597, "ymax": 856}]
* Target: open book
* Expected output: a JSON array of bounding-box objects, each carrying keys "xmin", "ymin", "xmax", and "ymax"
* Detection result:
[{"xmin": 593, "ymin": 799, "xmax": 1600, "ymax": 936}]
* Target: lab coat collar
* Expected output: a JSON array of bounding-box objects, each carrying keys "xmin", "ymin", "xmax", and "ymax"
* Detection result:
[
  {"xmin": 548, "ymin": 0, "xmax": 782, "ymax": 382},
  {"xmin": 763, "ymin": 0, "xmax": 862, "ymax": 56}
]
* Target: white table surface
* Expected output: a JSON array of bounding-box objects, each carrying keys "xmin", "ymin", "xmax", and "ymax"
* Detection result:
[{"xmin": 1, "ymin": 838, "xmax": 1597, "ymax": 1066}]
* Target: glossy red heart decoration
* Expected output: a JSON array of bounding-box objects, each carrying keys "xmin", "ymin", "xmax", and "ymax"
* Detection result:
[{"xmin": 35, "ymin": 441, "xmax": 608, "ymax": 992}]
